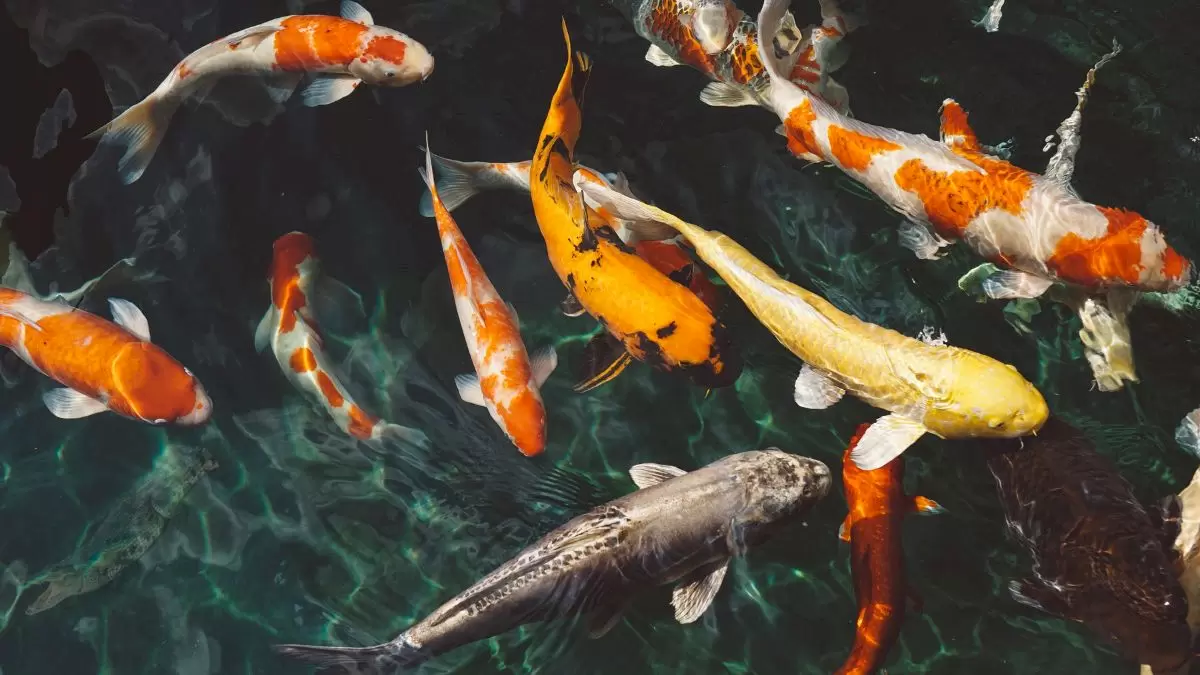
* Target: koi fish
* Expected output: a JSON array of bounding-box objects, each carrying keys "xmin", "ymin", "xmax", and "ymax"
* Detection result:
[
  {"xmin": 575, "ymin": 178, "xmax": 1048, "ymax": 470},
  {"xmin": 528, "ymin": 20, "xmax": 741, "ymax": 391},
  {"xmin": 0, "ymin": 288, "xmax": 211, "ymax": 425},
  {"xmin": 836, "ymin": 423, "xmax": 942, "ymax": 675},
  {"xmin": 419, "ymin": 141, "xmax": 557, "ymax": 456},
  {"xmin": 275, "ymin": 449, "xmax": 832, "ymax": 671},
  {"xmin": 757, "ymin": 0, "xmax": 1191, "ymax": 299},
  {"xmin": 986, "ymin": 417, "xmax": 1191, "ymax": 675},
  {"xmin": 88, "ymin": 1, "xmax": 434, "ymax": 183},
  {"xmin": 255, "ymin": 232, "xmax": 427, "ymax": 446},
  {"xmin": 612, "ymin": 0, "xmax": 857, "ymax": 112},
  {"xmin": 416, "ymin": 154, "xmax": 722, "ymax": 391}
]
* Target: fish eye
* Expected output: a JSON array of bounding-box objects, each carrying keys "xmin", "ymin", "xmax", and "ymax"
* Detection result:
[{"xmin": 384, "ymin": 70, "xmax": 396, "ymax": 78}]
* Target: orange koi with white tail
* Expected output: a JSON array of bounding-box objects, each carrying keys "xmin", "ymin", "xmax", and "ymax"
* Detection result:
[
  {"xmin": 89, "ymin": 0, "xmax": 434, "ymax": 183},
  {"xmin": 0, "ymin": 288, "xmax": 211, "ymax": 425},
  {"xmin": 420, "ymin": 140, "xmax": 557, "ymax": 457},
  {"xmin": 256, "ymin": 232, "xmax": 426, "ymax": 446}
]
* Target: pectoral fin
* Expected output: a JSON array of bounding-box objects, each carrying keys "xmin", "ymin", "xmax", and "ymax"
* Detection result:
[
  {"xmin": 838, "ymin": 514, "xmax": 851, "ymax": 542},
  {"xmin": 672, "ymin": 558, "xmax": 729, "ymax": 624},
  {"xmin": 911, "ymin": 495, "xmax": 944, "ymax": 515},
  {"xmin": 793, "ymin": 364, "xmax": 845, "ymax": 409},
  {"xmin": 981, "ymin": 270, "xmax": 1054, "ymax": 300},
  {"xmin": 573, "ymin": 333, "xmax": 632, "ymax": 393},
  {"xmin": 43, "ymin": 388, "xmax": 108, "ymax": 419},
  {"xmin": 898, "ymin": 220, "xmax": 953, "ymax": 260},
  {"xmin": 628, "ymin": 462, "xmax": 687, "ymax": 488},
  {"xmin": 298, "ymin": 75, "xmax": 362, "ymax": 107},
  {"xmin": 645, "ymin": 44, "xmax": 683, "ymax": 67},
  {"xmin": 340, "ymin": 0, "xmax": 374, "ymax": 24},
  {"xmin": 699, "ymin": 82, "xmax": 759, "ymax": 108},
  {"xmin": 560, "ymin": 292, "xmax": 586, "ymax": 317},
  {"xmin": 454, "ymin": 373, "xmax": 486, "ymax": 407},
  {"xmin": 530, "ymin": 345, "xmax": 558, "ymax": 386},
  {"xmin": 254, "ymin": 307, "xmax": 276, "ymax": 353},
  {"xmin": 309, "ymin": 276, "xmax": 366, "ymax": 336},
  {"xmin": 849, "ymin": 415, "xmax": 927, "ymax": 471},
  {"xmin": 108, "ymin": 298, "xmax": 151, "ymax": 341}
]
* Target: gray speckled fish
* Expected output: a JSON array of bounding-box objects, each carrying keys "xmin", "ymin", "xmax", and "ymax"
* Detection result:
[
  {"xmin": 275, "ymin": 449, "xmax": 831, "ymax": 671},
  {"xmin": 25, "ymin": 445, "xmax": 217, "ymax": 615}
]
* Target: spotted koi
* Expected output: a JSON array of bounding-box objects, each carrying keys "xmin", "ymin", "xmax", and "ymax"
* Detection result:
[
  {"xmin": 0, "ymin": 288, "xmax": 210, "ymax": 425},
  {"xmin": 256, "ymin": 232, "xmax": 425, "ymax": 446},
  {"xmin": 88, "ymin": 1, "xmax": 434, "ymax": 184}
]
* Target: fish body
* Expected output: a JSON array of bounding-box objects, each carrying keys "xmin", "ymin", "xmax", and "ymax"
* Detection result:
[
  {"xmin": 256, "ymin": 232, "xmax": 425, "ymax": 446},
  {"xmin": 576, "ymin": 179, "xmax": 1048, "ymax": 470},
  {"xmin": 527, "ymin": 21, "xmax": 741, "ymax": 390},
  {"xmin": 276, "ymin": 449, "xmax": 832, "ymax": 671},
  {"xmin": 836, "ymin": 424, "xmax": 941, "ymax": 674},
  {"xmin": 419, "ymin": 144, "xmax": 556, "ymax": 457},
  {"xmin": 26, "ymin": 446, "xmax": 217, "ymax": 615},
  {"xmin": 986, "ymin": 417, "xmax": 1191, "ymax": 674},
  {"xmin": 613, "ymin": 0, "xmax": 855, "ymax": 112},
  {"xmin": 90, "ymin": 1, "xmax": 434, "ymax": 183},
  {"xmin": 0, "ymin": 287, "xmax": 211, "ymax": 425},
  {"xmin": 757, "ymin": 0, "xmax": 1191, "ymax": 296}
]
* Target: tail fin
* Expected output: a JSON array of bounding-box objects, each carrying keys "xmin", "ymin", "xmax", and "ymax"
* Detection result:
[
  {"xmin": 416, "ymin": 151, "xmax": 491, "ymax": 217},
  {"xmin": 378, "ymin": 422, "xmax": 431, "ymax": 449},
  {"xmin": 86, "ymin": 95, "xmax": 180, "ymax": 184},
  {"xmin": 757, "ymin": 0, "xmax": 796, "ymax": 86},
  {"xmin": 274, "ymin": 635, "xmax": 427, "ymax": 672}
]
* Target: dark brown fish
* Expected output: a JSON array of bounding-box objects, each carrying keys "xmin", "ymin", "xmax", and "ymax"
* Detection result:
[{"xmin": 986, "ymin": 417, "xmax": 1191, "ymax": 674}]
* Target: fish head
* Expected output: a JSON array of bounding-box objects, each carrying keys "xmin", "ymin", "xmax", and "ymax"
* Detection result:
[
  {"xmin": 686, "ymin": 0, "xmax": 738, "ymax": 54},
  {"xmin": 946, "ymin": 358, "xmax": 1049, "ymax": 439},
  {"xmin": 112, "ymin": 345, "xmax": 212, "ymax": 426},
  {"xmin": 725, "ymin": 449, "xmax": 831, "ymax": 543},
  {"xmin": 352, "ymin": 28, "xmax": 435, "ymax": 86},
  {"xmin": 1084, "ymin": 561, "xmax": 1191, "ymax": 674},
  {"xmin": 1136, "ymin": 217, "xmax": 1192, "ymax": 292},
  {"xmin": 501, "ymin": 388, "xmax": 548, "ymax": 457}
]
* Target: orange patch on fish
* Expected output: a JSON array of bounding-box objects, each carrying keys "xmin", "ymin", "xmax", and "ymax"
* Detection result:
[
  {"xmin": 647, "ymin": 0, "xmax": 717, "ymax": 76},
  {"xmin": 289, "ymin": 347, "xmax": 317, "ymax": 373},
  {"xmin": 316, "ymin": 370, "xmax": 345, "ymax": 407},
  {"xmin": 363, "ymin": 35, "xmax": 407, "ymax": 65},
  {"xmin": 728, "ymin": 34, "xmax": 761, "ymax": 85},
  {"xmin": 274, "ymin": 16, "xmax": 367, "ymax": 71},
  {"xmin": 345, "ymin": 404, "xmax": 379, "ymax": 440},
  {"xmin": 788, "ymin": 46, "xmax": 820, "ymax": 83},
  {"xmin": 827, "ymin": 125, "xmax": 901, "ymax": 172},
  {"xmin": 939, "ymin": 100, "xmax": 979, "ymax": 150},
  {"xmin": 270, "ymin": 233, "xmax": 314, "ymax": 333},
  {"xmin": 893, "ymin": 151, "xmax": 1034, "ymax": 237},
  {"xmin": 784, "ymin": 99, "xmax": 822, "ymax": 159},
  {"xmin": 1045, "ymin": 207, "xmax": 1148, "ymax": 286}
]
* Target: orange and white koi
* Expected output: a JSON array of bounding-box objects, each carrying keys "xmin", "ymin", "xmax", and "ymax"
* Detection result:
[
  {"xmin": 836, "ymin": 423, "xmax": 942, "ymax": 675},
  {"xmin": 530, "ymin": 21, "xmax": 741, "ymax": 391},
  {"xmin": 419, "ymin": 141, "xmax": 557, "ymax": 457},
  {"xmin": 613, "ymin": 0, "xmax": 857, "ymax": 112},
  {"xmin": 89, "ymin": 0, "xmax": 434, "ymax": 183},
  {"xmin": 256, "ymin": 232, "xmax": 426, "ymax": 446},
  {"xmin": 758, "ymin": 0, "xmax": 1191, "ymax": 300},
  {"xmin": 0, "ymin": 288, "xmax": 211, "ymax": 425}
]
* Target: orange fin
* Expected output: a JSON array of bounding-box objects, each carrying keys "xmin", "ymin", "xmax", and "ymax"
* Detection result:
[
  {"xmin": 910, "ymin": 495, "xmax": 944, "ymax": 515},
  {"xmin": 938, "ymin": 99, "xmax": 981, "ymax": 152},
  {"xmin": 838, "ymin": 514, "xmax": 852, "ymax": 542}
]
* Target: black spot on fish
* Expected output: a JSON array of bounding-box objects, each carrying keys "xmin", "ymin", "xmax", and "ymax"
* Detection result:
[
  {"xmin": 566, "ymin": 273, "xmax": 577, "ymax": 291},
  {"xmin": 537, "ymin": 154, "xmax": 553, "ymax": 184},
  {"xmin": 538, "ymin": 133, "xmax": 555, "ymax": 153},
  {"xmin": 667, "ymin": 264, "xmax": 695, "ymax": 287},
  {"xmin": 630, "ymin": 331, "xmax": 669, "ymax": 371},
  {"xmin": 550, "ymin": 138, "xmax": 572, "ymax": 163},
  {"xmin": 577, "ymin": 224, "xmax": 601, "ymax": 252},
  {"xmin": 656, "ymin": 322, "xmax": 677, "ymax": 339}
]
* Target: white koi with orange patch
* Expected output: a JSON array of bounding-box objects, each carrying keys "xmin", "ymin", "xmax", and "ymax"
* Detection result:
[
  {"xmin": 89, "ymin": 1, "xmax": 434, "ymax": 184},
  {"xmin": 419, "ymin": 141, "xmax": 557, "ymax": 457},
  {"xmin": 758, "ymin": 0, "xmax": 1191, "ymax": 298},
  {"xmin": 256, "ymin": 232, "xmax": 426, "ymax": 446}
]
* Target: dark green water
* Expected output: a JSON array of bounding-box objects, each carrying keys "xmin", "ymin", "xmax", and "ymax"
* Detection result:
[{"xmin": 1, "ymin": 0, "xmax": 1199, "ymax": 673}]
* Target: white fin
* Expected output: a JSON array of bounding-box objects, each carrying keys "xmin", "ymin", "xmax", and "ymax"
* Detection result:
[
  {"xmin": 981, "ymin": 270, "xmax": 1054, "ymax": 300},
  {"xmin": 608, "ymin": 171, "xmax": 632, "ymax": 195},
  {"xmin": 340, "ymin": 0, "xmax": 374, "ymax": 24},
  {"xmin": 298, "ymin": 75, "xmax": 362, "ymax": 107},
  {"xmin": 530, "ymin": 345, "xmax": 558, "ymax": 386},
  {"xmin": 454, "ymin": 373, "xmax": 486, "ymax": 407},
  {"xmin": 898, "ymin": 220, "xmax": 952, "ymax": 260},
  {"xmin": 108, "ymin": 298, "xmax": 151, "ymax": 341},
  {"xmin": 310, "ymin": 276, "xmax": 366, "ymax": 336},
  {"xmin": 262, "ymin": 73, "xmax": 303, "ymax": 103},
  {"xmin": 672, "ymin": 559, "xmax": 729, "ymax": 624},
  {"xmin": 417, "ymin": 153, "xmax": 490, "ymax": 217},
  {"xmin": 254, "ymin": 307, "xmax": 276, "ymax": 353},
  {"xmin": 1175, "ymin": 407, "xmax": 1200, "ymax": 459},
  {"xmin": 917, "ymin": 326, "xmax": 948, "ymax": 347},
  {"xmin": 572, "ymin": 172, "xmax": 679, "ymax": 241},
  {"xmin": 849, "ymin": 414, "xmax": 928, "ymax": 471},
  {"xmin": 645, "ymin": 44, "xmax": 683, "ymax": 67},
  {"xmin": 1044, "ymin": 40, "xmax": 1122, "ymax": 185},
  {"xmin": 43, "ymin": 388, "xmax": 108, "ymax": 419},
  {"xmin": 793, "ymin": 364, "xmax": 845, "ymax": 409},
  {"xmin": 378, "ymin": 422, "xmax": 431, "ymax": 449},
  {"xmin": 86, "ymin": 95, "xmax": 181, "ymax": 184},
  {"xmin": 774, "ymin": 124, "xmax": 787, "ymax": 137},
  {"xmin": 629, "ymin": 462, "xmax": 687, "ymax": 489},
  {"xmin": 974, "ymin": 0, "xmax": 1004, "ymax": 31},
  {"xmin": 699, "ymin": 82, "xmax": 759, "ymax": 108}
]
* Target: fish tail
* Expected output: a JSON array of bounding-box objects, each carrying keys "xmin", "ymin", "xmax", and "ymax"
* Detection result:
[
  {"xmin": 274, "ymin": 634, "xmax": 427, "ymax": 672},
  {"xmin": 416, "ymin": 150, "xmax": 493, "ymax": 217},
  {"xmin": 86, "ymin": 93, "xmax": 181, "ymax": 184},
  {"xmin": 757, "ymin": 0, "xmax": 799, "ymax": 88},
  {"xmin": 378, "ymin": 422, "xmax": 431, "ymax": 450}
]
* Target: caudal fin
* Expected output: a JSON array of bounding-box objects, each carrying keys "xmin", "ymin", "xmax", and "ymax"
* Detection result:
[
  {"xmin": 86, "ymin": 95, "xmax": 180, "ymax": 184},
  {"xmin": 274, "ymin": 635, "xmax": 427, "ymax": 672},
  {"xmin": 378, "ymin": 422, "xmax": 431, "ymax": 449},
  {"xmin": 416, "ymin": 151, "xmax": 491, "ymax": 217}
]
